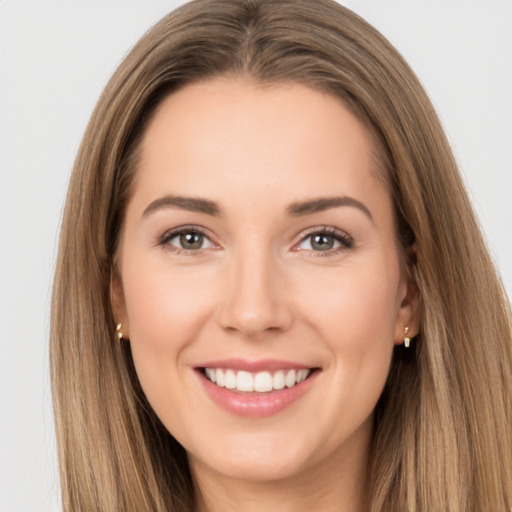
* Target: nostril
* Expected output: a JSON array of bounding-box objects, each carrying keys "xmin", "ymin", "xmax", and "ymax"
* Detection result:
[{"xmin": 218, "ymin": 301, "xmax": 294, "ymax": 338}]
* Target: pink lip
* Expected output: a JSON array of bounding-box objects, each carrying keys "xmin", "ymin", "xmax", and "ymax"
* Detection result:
[
  {"xmin": 195, "ymin": 361, "xmax": 320, "ymax": 418},
  {"xmin": 195, "ymin": 358, "xmax": 313, "ymax": 372}
]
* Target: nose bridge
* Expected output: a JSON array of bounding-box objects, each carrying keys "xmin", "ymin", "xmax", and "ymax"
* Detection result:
[{"xmin": 218, "ymin": 238, "xmax": 292, "ymax": 337}]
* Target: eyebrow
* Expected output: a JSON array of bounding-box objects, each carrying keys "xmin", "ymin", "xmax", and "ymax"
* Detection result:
[
  {"xmin": 141, "ymin": 194, "xmax": 373, "ymax": 222},
  {"xmin": 286, "ymin": 196, "xmax": 373, "ymax": 222},
  {"xmin": 142, "ymin": 195, "xmax": 222, "ymax": 218}
]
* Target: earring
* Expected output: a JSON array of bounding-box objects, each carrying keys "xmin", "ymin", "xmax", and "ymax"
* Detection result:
[
  {"xmin": 404, "ymin": 326, "xmax": 411, "ymax": 348},
  {"xmin": 116, "ymin": 323, "xmax": 124, "ymax": 342}
]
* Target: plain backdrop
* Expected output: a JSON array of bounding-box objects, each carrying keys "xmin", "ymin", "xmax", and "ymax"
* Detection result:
[{"xmin": 1, "ymin": 1, "xmax": 511, "ymax": 510}]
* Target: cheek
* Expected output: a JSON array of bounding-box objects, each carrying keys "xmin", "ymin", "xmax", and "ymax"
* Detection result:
[
  {"xmin": 292, "ymin": 254, "xmax": 402, "ymax": 421},
  {"xmin": 120, "ymin": 258, "xmax": 220, "ymax": 428},
  {"xmin": 122, "ymin": 256, "xmax": 216, "ymax": 347},
  {"xmin": 120, "ymin": 257, "xmax": 221, "ymax": 409},
  {"xmin": 297, "ymin": 258, "xmax": 402, "ymax": 351}
]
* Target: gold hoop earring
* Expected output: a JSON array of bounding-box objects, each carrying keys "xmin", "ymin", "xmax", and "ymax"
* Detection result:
[
  {"xmin": 116, "ymin": 323, "xmax": 124, "ymax": 342},
  {"xmin": 404, "ymin": 326, "xmax": 411, "ymax": 348}
]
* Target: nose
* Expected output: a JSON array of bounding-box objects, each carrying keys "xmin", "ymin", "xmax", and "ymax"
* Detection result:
[{"xmin": 217, "ymin": 248, "xmax": 293, "ymax": 339}]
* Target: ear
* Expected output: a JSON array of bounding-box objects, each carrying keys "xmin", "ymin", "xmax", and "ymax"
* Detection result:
[
  {"xmin": 110, "ymin": 267, "xmax": 129, "ymax": 338},
  {"xmin": 394, "ymin": 244, "xmax": 421, "ymax": 345}
]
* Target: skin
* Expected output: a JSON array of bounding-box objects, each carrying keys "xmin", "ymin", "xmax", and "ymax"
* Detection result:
[{"xmin": 113, "ymin": 78, "xmax": 419, "ymax": 512}]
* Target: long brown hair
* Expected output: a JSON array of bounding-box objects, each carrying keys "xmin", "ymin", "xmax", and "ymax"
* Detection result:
[{"xmin": 50, "ymin": 1, "xmax": 512, "ymax": 510}]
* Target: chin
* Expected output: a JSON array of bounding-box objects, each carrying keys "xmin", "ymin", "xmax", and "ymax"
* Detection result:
[
  {"xmin": 185, "ymin": 427, "xmax": 324, "ymax": 483},
  {"xmin": 194, "ymin": 452, "xmax": 311, "ymax": 483}
]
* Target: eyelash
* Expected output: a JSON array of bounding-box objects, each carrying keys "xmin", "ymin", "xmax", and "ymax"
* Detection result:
[
  {"xmin": 157, "ymin": 225, "xmax": 354, "ymax": 256},
  {"xmin": 293, "ymin": 226, "xmax": 354, "ymax": 257},
  {"xmin": 157, "ymin": 225, "xmax": 215, "ymax": 255}
]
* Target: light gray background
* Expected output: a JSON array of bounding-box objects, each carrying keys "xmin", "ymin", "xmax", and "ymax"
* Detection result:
[{"xmin": 1, "ymin": 1, "xmax": 511, "ymax": 510}]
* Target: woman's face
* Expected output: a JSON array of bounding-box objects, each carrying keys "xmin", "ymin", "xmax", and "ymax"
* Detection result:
[{"xmin": 113, "ymin": 78, "xmax": 416, "ymax": 484}]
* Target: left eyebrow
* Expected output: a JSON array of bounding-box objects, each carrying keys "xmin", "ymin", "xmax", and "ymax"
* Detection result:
[{"xmin": 286, "ymin": 196, "xmax": 374, "ymax": 223}]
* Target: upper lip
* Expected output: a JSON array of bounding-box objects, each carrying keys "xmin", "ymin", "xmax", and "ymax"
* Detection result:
[{"xmin": 195, "ymin": 358, "xmax": 316, "ymax": 372}]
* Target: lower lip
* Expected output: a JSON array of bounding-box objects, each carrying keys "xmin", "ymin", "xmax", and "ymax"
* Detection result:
[{"xmin": 196, "ymin": 370, "xmax": 319, "ymax": 418}]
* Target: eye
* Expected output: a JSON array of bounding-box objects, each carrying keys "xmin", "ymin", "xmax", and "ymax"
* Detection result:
[
  {"xmin": 303, "ymin": 233, "xmax": 339, "ymax": 251},
  {"xmin": 295, "ymin": 227, "xmax": 353, "ymax": 255},
  {"xmin": 159, "ymin": 227, "xmax": 216, "ymax": 252}
]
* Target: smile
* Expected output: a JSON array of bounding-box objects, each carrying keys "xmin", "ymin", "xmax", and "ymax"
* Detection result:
[
  {"xmin": 196, "ymin": 359, "xmax": 320, "ymax": 417},
  {"xmin": 204, "ymin": 368, "xmax": 311, "ymax": 393}
]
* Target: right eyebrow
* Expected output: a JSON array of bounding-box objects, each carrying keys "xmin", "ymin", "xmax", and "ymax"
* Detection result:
[{"xmin": 141, "ymin": 195, "xmax": 222, "ymax": 218}]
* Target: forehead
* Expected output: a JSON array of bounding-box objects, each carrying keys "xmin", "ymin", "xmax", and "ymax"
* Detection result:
[{"xmin": 131, "ymin": 78, "xmax": 389, "ymax": 216}]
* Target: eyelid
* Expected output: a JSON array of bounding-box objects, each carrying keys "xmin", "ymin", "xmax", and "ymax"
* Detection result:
[
  {"xmin": 292, "ymin": 226, "xmax": 354, "ymax": 255},
  {"xmin": 157, "ymin": 224, "xmax": 219, "ymax": 252},
  {"xmin": 156, "ymin": 224, "xmax": 353, "ymax": 256}
]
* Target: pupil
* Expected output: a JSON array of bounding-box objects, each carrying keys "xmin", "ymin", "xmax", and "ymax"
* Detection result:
[
  {"xmin": 312, "ymin": 234, "xmax": 333, "ymax": 251},
  {"xmin": 180, "ymin": 232, "xmax": 203, "ymax": 249}
]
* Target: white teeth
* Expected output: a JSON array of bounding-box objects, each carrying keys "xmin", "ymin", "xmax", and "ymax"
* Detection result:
[
  {"xmin": 237, "ymin": 371, "xmax": 254, "ymax": 392},
  {"xmin": 297, "ymin": 369, "xmax": 309, "ymax": 383},
  {"xmin": 273, "ymin": 370, "xmax": 286, "ymax": 390},
  {"xmin": 225, "ymin": 369, "xmax": 236, "ymax": 389},
  {"xmin": 215, "ymin": 368, "xmax": 225, "ymax": 387},
  {"xmin": 204, "ymin": 368, "xmax": 311, "ymax": 392},
  {"xmin": 285, "ymin": 370, "xmax": 296, "ymax": 387},
  {"xmin": 254, "ymin": 371, "xmax": 273, "ymax": 392}
]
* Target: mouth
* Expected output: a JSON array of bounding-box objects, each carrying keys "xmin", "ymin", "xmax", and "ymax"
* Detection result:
[
  {"xmin": 200, "ymin": 367, "xmax": 315, "ymax": 393},
  {"xmin": 194, "ymin": 359, "xmax": 321, "ymax": 417}
]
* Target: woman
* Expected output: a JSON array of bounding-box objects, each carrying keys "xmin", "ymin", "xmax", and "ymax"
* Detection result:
[{"xmin": 50, "ymin": 0, "xmax": 512, "ymax": 510}]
